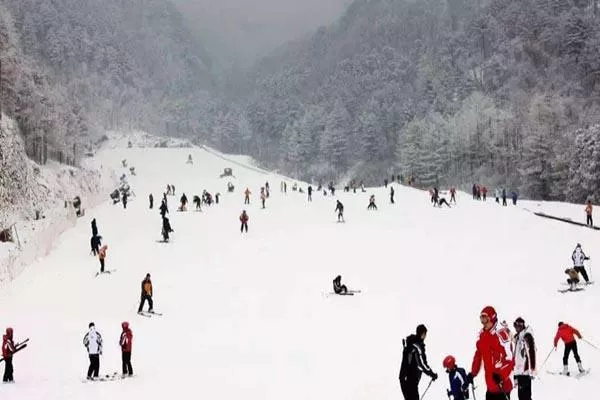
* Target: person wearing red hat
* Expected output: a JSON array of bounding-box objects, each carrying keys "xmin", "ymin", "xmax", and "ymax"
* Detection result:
[
  {"xmin": 2, "ymin": 327, "xmax": 16, "ymax": 382},
  {"xmin": 553, "ymin": 322, "xmax": 585, "ymax": 376},
  {"xmin": 468, "ymin": 306, "xmax": 514, "ymax": 400},
  {"xmin": 443, "ymin": 355, "xmax": 469, "ymax": 400},
  {"xmin": 120, "ymin": 321, "xmax": 133, "ymax": 377}
]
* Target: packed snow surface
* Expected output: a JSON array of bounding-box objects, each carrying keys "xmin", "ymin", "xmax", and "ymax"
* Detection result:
[{"xmin": 0, "ymin": 145, "xmax": 598, "ymax": 399}]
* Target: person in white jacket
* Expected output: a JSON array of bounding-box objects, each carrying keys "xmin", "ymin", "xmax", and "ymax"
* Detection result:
[
  {"xmin": 571, "ymin": 244, "xmax": 590, "ymax": 283},
  {"xmin": 513, "ymin": 317, "xmax": 536, "ymax": 400},
  {"xmin": 83, "ymin": 322, "xmax": 103, "ymax": 379}
]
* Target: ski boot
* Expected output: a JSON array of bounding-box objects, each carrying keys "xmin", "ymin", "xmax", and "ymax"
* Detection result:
[
  {"xmin": 578, "ymin": 362, "xmax": 585, "ymax": 373},
  {"xmin": 562, "ymin": 365, "xmax": 570, "ymax": 376}
]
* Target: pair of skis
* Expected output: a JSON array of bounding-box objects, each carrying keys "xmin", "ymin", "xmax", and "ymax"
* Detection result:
[
  {"xmin": 546, "ymin": 368, "xmax": 590, "ymax": 379},
  {"xmin": 0, "ymin": 338, "xmax": 29, "ymax": 363},
  {"xmin": 137, "ymin": 310, "xmax": 163, "ymax": 318},
  {"xmin": 82, "ymin": 372, "xmax": 135, "ymax": 383},
  {"xmin": 557, "ymin": 281, "xmax": 594, "ymax": 293},
  {"xmin": 95, "ymin": 269, "xmax": 117, "ymax": 277}
]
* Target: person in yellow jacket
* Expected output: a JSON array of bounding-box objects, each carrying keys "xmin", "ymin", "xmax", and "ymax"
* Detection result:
[{"xmin": 137, "ymin": 273, "xmax": 153, "ymax": 313}]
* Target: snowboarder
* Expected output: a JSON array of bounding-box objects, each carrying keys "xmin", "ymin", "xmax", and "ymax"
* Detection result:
[
  {"xmin": 91, "ymin": 218, "xmax": 98, "ymax": 237},
  {"xmin": 442, "ymin": 355, "xmax": 469, "ymax": 400},
  {"xmin": 512, "ymin": 317, "xmax": 536, "ymax": 400},
  {"xmin": 390, "ymin": 186, "xmax": 395, "ymax": 204},
  {"xmin": 571, "ymin": 243, "xmax": 590, "ymax": 284},
  {"xmin": 244, "ymin": 188, "xmax": 251, "ymax": 205},
  {"xmin": 149, "ymin": 194, "xmax": 154, "ymax": 209},
  {"xmin": 333, "ymin": 275, "xmax": 348, "ymax": 295},
  {"xmin": 240, "ymin": 210, "xmax": 249, "ymax": 233},
  {"xmin": 83, "ymin": 322, "xmax": 103, "ymax": 380},
  {"xmin": 90, "ymin": 235, "xmax": 102, "ymax": 256},
  {"xmin": 159, "ymin": 200, "xmax": 168, "ymax": 218},
  {"xmin": 308, "ymin": 185, "xmax": 313, "ymax": 202},
  {"xmin": 368, "ymin": 195, "xmax": 377, "ymax": 210},
  {"xmin": 335, "ymin": 200, "xmax": 344, "ymax": 222},
  {"xmin": 120, "ymin": 322, "xmax": 133, "ymax": 377},
  {"xmin": 138, "ymin": 274, "xmax": 154, "ymax": 313},
  {"xmin": 585, "ymin": 200, "xmax": 593, "ymax": 226},
  {"xmin": 179, "ymin": 193, "xmax": 188, "ymax": 211},
  {"xmin": 161, "ymin": 216, "xmax": 173, "ymax": 242},
  {"xmin": 122, "ymin": 191, "xmax": 128, "ymax": 209},
  {"xmin": 193, "ymin": 195, "xmax": 202, "ymax": 211},
  {"xmin": 564, "ymin": 268, "xmax": 581, "ymax": 291},
  {"xmin": 467, "ymin": 306, "xmax": 513, "ymax": 400},
  {"xmin": 98, "ymin": 244, "xmax": 107, "ymax": 273},
  {"xmin": 553, "ymin": 322, "xmax": 585, "ymax": 376},
  {"xmin": 2, "ymin": 327, "xmax": 16, "ymax": 382},
  {"xmin": 399, "ymin": 324, "xmax": 437, "ymax": 400}
]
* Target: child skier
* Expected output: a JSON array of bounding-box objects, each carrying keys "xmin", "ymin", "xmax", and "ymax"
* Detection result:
[
  {"xmin": 553, "ymin": 322, "xmax": 585, "ymax": 376},
  {"xmin": 333, "ymin": 275, "xmax": 348, "ymax": 295},
  {"xmin": 98, "ymin": 244, "xmax": 107, "ymax": 273},
  {"xmin": 443, "ymin": 355, "xmax": 469, "ymax": 400}
]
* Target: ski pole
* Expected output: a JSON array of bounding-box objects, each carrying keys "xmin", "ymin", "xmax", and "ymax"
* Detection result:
[
  {"xmin": 539, "ymin": 348, "xmax": 554, "ymax": 371},
  {"xmin": 471, "ymin": 384, "xmax": 477, "ymax": 400},
  {"xmin": 581, "ymin": 338, "xmax": 600, "ymax": 350},
  {"xmin": 420, "ymin": 378, "xmax": 434, "ymax": 400}
]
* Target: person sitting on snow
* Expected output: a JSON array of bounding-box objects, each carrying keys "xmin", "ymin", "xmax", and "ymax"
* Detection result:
[
  {"xmin": 564, "ymin": 268, "xmax": 581, "ymax": 291},
  {"xmin": 333, "ymin": 275, "xmax": 348, "ymax": 295}
]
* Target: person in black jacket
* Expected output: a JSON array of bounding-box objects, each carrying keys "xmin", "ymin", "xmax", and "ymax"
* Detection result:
[
  {"xmin": 149, "ymin": 194, "xmax": 154, "ymax": 209},
  {"xmin": 333, "ymin": 275, "xmax": 348, "ymax": 295},
  {"xmin": 399, "ymin": 324, "xmax": 438, "ymax": 400}
]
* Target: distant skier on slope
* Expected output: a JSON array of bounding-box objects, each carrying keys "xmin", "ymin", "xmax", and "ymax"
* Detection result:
[
  {"xmin": 367, "ymin": 195, "xmax": 377, "ymax": 210},
  {"xmin": 193, "ymin": 195, "xmax": 202, "ymax": 211},
  {"xmin": 149, "ymin": 193, "xmax": 154, "ymax": 209},
  {"xmin": 585, "ymin": 200, "xmax": 593, "ymax": 226},
  {"xmin": 442, "ymin": 355, "xmax": 469, "ymax": 400},
  {"xmin": 571, "ymin": 243, "xmax": 590, "ymax": 284},
  {"xmin": 120, "ymin": 322, "xmax": 133, "ymax": 377},
  {"xmin": 240, "ymin": 210, "xmax": 249, "ymax": 233},
  {"xmin": 554, "ymin": 322, "xmax": 585, "ymax": 376},
  {"xmin": 137, "ymin": 274, "xmax": 154, "ymax": 313},
  {"xmin": 332, "ymin": 275, "xmax": 348, "ymax": 295},
  {"xmin": 98, "ymin": 244, "xmax": 108, "ymax": 273},
  {"xmin": 159, "ymin": 200, "xmax": 169, "ymax": 218},
  {"xmin": 122, "ymin": 191, "xmax": 128, "ymax": 209},
  {"xmin": 308, "ymin": 185, "xmax": 313, "ymax": 202},
  {"xmin": 83, "ymin": 322, "xmax": 103, "ymax": 380},
  {"xmin": 513, "ymin": 317, "xmax": 536, "ymax": 400},
  {"xmin": 390, "ymin": 186, "xmax": 395, "ymax": 204},
  {"xmin": 450, "ymin": 187, "xmax": 457, "ymax": 204},
  {"xmin": 260, "ymin": 188, "xmax": 266, "ymax": 209},
  {"xmin": 2, "ymin": 327, "xmax": 17, "ymax": 382},
  {"xmin": 564, "ymin": 268, "xmax": 581, "ymax": 291},
  {"xmin": 161, "ymin": 216, "xmax": 173, "ymax": 242},
  {"xmin": 179, "ymin": 193, "xmax": 188, "ymax": 211},
  {"xmin": 399, "ymin": 324, "xmax": 437, "ymax": 400},
  {"xmin": 335, "ymin": 200, "xmax": 344, "ymax": 222}
]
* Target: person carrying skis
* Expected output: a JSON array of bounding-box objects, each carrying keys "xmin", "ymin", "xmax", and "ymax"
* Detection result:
[
  {"xmin": 244, "ymin": 188, "xmax": 251, "ymax": 205},
  {"xmin": 467, "ymin": 306, "xmax": 514, "ymax": 400},
  {"xmin": 333, "ymin": 275, "xmax": 348, "ymax": 295},
  {"xmin": 571, "ymin": 243, "xmax": 590, "ymax": 284},
  {"xmin": 399, "ymin": 324, "xmax": 438, "ymax": 400},
  {"xmin": 585, "ymin": 200, "xmax": 593, "ymax": 226},
  {"xmin": 149, "ymin": 194, "xmax": 154, "ymax": 209},
  {"xmin": 120, "ymin": 321, "xmax": 133, "ymax": 377},
  {"xmin": 368, "ymin": 195, "xmax": 377, "ymax": 210},
  {"xmin": 553, "ymin": 322, "xmax": 585, "ymax": 376},
  {"xmin": 513, "ymin": 317, "xmax": 536, "ymax": 400},
  {"xmin": 2, "ymin": 327, "xmax": 17, "ymax": 382},
  {"xmin": 240, "ymin": 210, "xmax": 249, "ymax": 233},
  {"xmin": 138, "ymin": 274, "xmax": 154, "ymax": 313},
  {"xmin": 390, "ymin": 186, "xmax": 395, "ymax": 204},
  {"xmin": 83, "ymin": 322, "xmax": 103, "ymax": 380},
  {"xmin": 443, "ymin": 355, "xmax": 469, "ymax": 400},
  {"xmin": 450, "ymin": 187, "xmax": 457, "ymax": 204},
  {"xmin": 98, "ymin": 244, "xmax": 107, "ymax": 273},
  {"xmin": 335, "ymin": 200, "xmax": 344, "ymax": 222}
]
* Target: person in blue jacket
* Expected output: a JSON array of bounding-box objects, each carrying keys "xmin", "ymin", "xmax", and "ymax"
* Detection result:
[{"xmin": 443, "ymin": 355, "xmax": 469, "ymax": 399}]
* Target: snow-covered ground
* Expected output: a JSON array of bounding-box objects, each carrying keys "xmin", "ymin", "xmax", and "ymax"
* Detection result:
[{"xmin": 0, "ymin": 142, "xmax": 599, "ymax": 400}]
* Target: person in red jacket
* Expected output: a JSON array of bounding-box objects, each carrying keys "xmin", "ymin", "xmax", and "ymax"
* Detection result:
[
  {"xmin": 120, "ymin": 321, "xmax": 133, "ymax": 377},
  {"xmin": 468, "ymin": 306, "xmax": 514, "ymax": 400},
  {"xmin": 2, "ymin": 327, "xmax": 16, "ymax": 382},
  {"xmin": 553, "ymin": 322, "xmax": 585, "ymax": 376},
  {"xmin": 240, "ymin": 210, "xmax": 249, "ymax": 233}
]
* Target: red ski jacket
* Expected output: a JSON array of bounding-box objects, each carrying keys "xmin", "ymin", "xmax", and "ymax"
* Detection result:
[
  {"xmin": 554, "ymin": 324, "xmax": 581, "ymax": 347},
  {"xmin": 120, "ymin": 329, "xmax": 133, "ymax": 353},
  {"xmin": 2, "ymin": 335, "xmax": 16, "ymax": 358},
  {"xmin": 471, "ymin": 326, "xmax": 514, "ymax": 394}
]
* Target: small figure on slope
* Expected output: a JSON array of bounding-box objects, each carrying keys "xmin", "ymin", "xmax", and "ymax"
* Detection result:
[
  {"xmin": 2, "ymin": 327, "xmax": 16, "ymax": 383},
  {"xmin": 513, "ymin": 317, "xmax": 536, "ymax": 400},
  {"xmin": 399, "ymin": 324, "xmax": 437, "ymax": 400},
  {"xmin": 335, "ymin": 200, "xmax": 344, "ymax": 222},
  {"xmin": 240, "ymin": 210, "xmax": 249, "ymax": 233},
  {"xmin": 367, "ymin": 195, "xmax": 377, "ymax": 210},
  {"xmin": 120, "ymin": 322, "xmax": 133, "ymax": 377},
  {"xmin": 193, "ymin": 195, "xmax": 202, "ymax": 211},
  {"xmin": 122, "ymin": 191, "xmax": 128, "ymax": 209},
  {"xmin": 390, "ymin": 186, "xmax": 395, "ymax": 204},
  {"xmin": 244, "ymin": 188, "xmax": 251, "ymax": 205},
  {"xmin": 564, "ymin": 268, "xmax": 581, "ymax": 291},
  {"xmin": 332, "ymin": 275, "xmax": 348, "ymax": 295},
  {"xmin": 553, "ymin": 322, "xmax": 585, "ymax": 376},
  {"xmin": 450, "ymin": 187, "xmax": 457, "ymax": 204},
  {"xmin": 161, "ymin": 216, "xmax": 173, "ymax": 242},
  {"xmin": 91, "ymin": 218, "xmax": 99, "ymax": 237},
  {"xmin": 98, "ymin": 244, "xmax": 108, "ymax": 273},
  {"xmin": 260, "ymin": 188, "xmax": 266, "ymax": 209},
  {"xmin": 149, "ymin": 193, "xmax": 153, "ymax": 209},
  {"xmin": 138, "ymin": 274, "xmax": 154, "ymax": 313},
  {"xmin": 159, "ymin": 200, "xmax": 168, "ymax": 218},
  {"xmin": 83, "ymin": 322, "xmax": 103, "ymax": 380},
  {"xmin": 571, "ymin": 243, "xmax": 590, "ymax": 284},
  {"xmin": 442, "ymin": 355, "xmax": 469, "ymax": 400},
  {"xmin": 265, "ymin": 181, "xmax": 270, "ymax": 197},
  {"xmin": 308, "ymin": 185, "xmax": 313, "ymax": 202},
  {"xmin": 179, "ymin": 193, "xmax": 188, "ymax": 212},
  {"xmin": 437, "ymin": 196, "xmax": 451, "ymax": 208},
  {"xmin": 585, "ymin": 200, "xmax": 593, "ymax": 226}
]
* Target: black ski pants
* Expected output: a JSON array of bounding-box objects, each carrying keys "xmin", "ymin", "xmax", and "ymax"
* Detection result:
[
  {"xmin": 122, "ymin": 352, "xmax": 133, "ymax": 375},
  {"xmin": 244, "ymin": 196, "xmax": 250, "ymax": 204},
  {"xmin": 334, "ymin": 285, "xmax": 348, "ymax": 295},
  {"xmin": 587, "ymin": 215, "xmax": 593, "ymax": 226},
  {"xmin": 138, "ymin": 294, "xmax": 153, "ymax": 312},
  {"xmin": 515, "ymin": 375, "xmax": 531, "ymax": 400},
  {"xmin": 2, "ymin": 357, "xmax": 13, "ymax": 382},
  {"xmin": 574, "ymin": 266, "xmax": 590, "ymax": 283},
  {"xmin": 241, "ymin": 222, "xmax": 248, "ymax": 233},
  {"xmin": 150, "ymin": 199, "xmax": 153, "ymax": 209},
  {"xmin": 399, "ymin": 378, "xmax": 419, "ymax": 400},
  {"xmin": 99, "ymin": 258, "xmax": 105, "ymax": 273},
  {"xmin": 486, "ymin": 392, "xmax": 510, "ymax": 400},
  {"xmin": 563, "ymin": 341, "xmax": 581, "ymax": 365},
  {"xmin": 88, "ymin": 354, "xmax": 100, "ymax": 378},
  {"xmin": 390, "ymin": 194, "xmax": 395, "ymax": 204}
]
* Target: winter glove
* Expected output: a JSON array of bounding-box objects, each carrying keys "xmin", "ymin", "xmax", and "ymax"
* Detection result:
[
  {"xmin": 431, "ymin": 372, "xmax": 438, "ymax": 381},
  {"xmin": 466, "ymin": 373, "xmax": 474, "ymax": 384},
  {"xmin": 492, "ymin": 372, "xmax": 502, "ymax": 384},
  {"xmin": 464, "ymin": 388, "xmax": 470, "ymax": 399}
]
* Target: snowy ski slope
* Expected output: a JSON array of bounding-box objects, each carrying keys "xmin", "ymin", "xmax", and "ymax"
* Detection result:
[{"xmin": 0, "ymin": 144, "xmax": 598, "ymax": 400}]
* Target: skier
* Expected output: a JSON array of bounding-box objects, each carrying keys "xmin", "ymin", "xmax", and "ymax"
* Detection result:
[
  {"xmin": 564, "ymin": 268, "xmax": 581, "ymax": 291},
  {"xmin": 585, "ymin": 200, "xmax": 593, "ymax": 226},
  {"xmin": 554, "ymin": 322, "xmax": 585, "ymax": 376},
  {"xmin": 149, "ymin": 193, "xmax": 154, "ymax": 209},
  {"xmin": 138, "ymin": 273, "xmax": 154, "ymax": 313},
  {"xmin": 511, "ymin": 191, "xmax": 518, "ymax": 206},
  {"xmin": 482, "ymin": 186, "xmax": 488, "ymax": 201},
  {"xmin": 368, "ymin": 195, "xmax": 377, "ymax": 210},
  {"xmin": 308, "ymin": 185, "xmax": 313, "ymax": 202},
  {"xmin": 437, "ymin": 197, "xmax": 451, "ymax": 208},
  {"xmin": 193, "ymin": 195, "xmax": 202, "ymax": 211},
  {"xmin": 450, "ymin": 187, "xmax": 456, "ymax": 204},
  {"xmin": 120, "ymin": 321, "xmax": 133, "ymax": 377},
  {"xmin": 244, "ymin": 188, "xmax": 251, "ymax": 205},
  {"xmin": 187, "ymin": 154, "xmax": 193, "ymax": 164},
  {"xmin": 442, "ymin": 355, "xmax": 469, "ymax": 400},
  {"xmin": 98, "ymin": 244, "xmax": 107, "ymax": 273},
  {"xmin": 265, "ymin": 182, "xmax": 270, "ymax": 198},
  {"xmin": 260, "ymin": 188, "xmax": 266, "ymax": 209},
  {"xmin": 215, "ymin": 193, "xmax": 220, "ymax": 204},
  {"xmin": 240, "ymin": 210, "xmax": 249, "ymax": 233},
  {"xmin": 502, "ymin": 189, "xmax": 507, "ymax": 206},
  {"xmin": 432, "ymin": 187, "xmax": 439, "ymax": 205},
  {"xmin": 571, "ymin": 243, "xmax": 590, "ymax": 284},
  {"xmin": 390, "ymin": 186, "xmax": 395, "ymax": 204},
  {"xmin": 90, "ymin": 234, "xmax": 102, "ymax": 256},
  {"xmin": 467, "ymin": 306, "xmax": 514, "ymax": 400},
  {"xmin": 399, "ymin": 324, "xmax": 437, "ymax": 400},
  {"xmin": 2, "ymin": 327, "xmax": 16, "ymax": 382},
  {"xmin": 91, "ymin": 218, "xmax": 98, "ymax": 237},
  {"xmin": 166, "ymin": 184, "xmax": 171, "ymax": 196},
  {"xmin": 83, "ymin": 322, "xmax": 103, "ymax": 380},
  {"xmin": 512, "ymin": 317, "xmax": 536, "ymax": 400},
  {"xmin": 472, "ymin": 184, "xmax": 477, "ymax": 200},
  {"xmin": 494, "ymin": 189, "xmax": 500, "ymax": 204},
  {"xmin": 161, "ymin": 216, "xmax": 173, "ymax": 242},
  {"xmin": 335, "ymin": 200, "xmax": 344, "ymax": 222},
  {"xmin": 122, "ymin": 191, "xmax": 128, "ymax": 209},
  {"xmin": 384, "ymin": 179, "xmax": 388, "ymax": 188},
  {"xmin": 159, "ymin": 200, "xmax": 168, "ymax": 218},
  {"xmin": 332, "ymin": 275, "xmax": 348, "ymax": 295},
  {"xmin": 172, "ymin": 185, "xmax": 176, "ymax": 196},
  {"xmin": 179, "ymin": 193, "xmax": 188, "ymax": 211}
]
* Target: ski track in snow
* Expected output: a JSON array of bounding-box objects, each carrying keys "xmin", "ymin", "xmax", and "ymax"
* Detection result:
[{"xmin": 0, "ymin": 146, "xmax": 598, "ymax": 399}]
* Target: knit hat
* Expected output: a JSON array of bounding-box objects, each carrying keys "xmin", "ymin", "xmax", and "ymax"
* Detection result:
[
  {"xmin": 416, "ymin": 324, "xmax": 428, "ymax": 336},
  {"xmin": 89, "ymin": 322, "xmax": 95, "ymax": 328}
]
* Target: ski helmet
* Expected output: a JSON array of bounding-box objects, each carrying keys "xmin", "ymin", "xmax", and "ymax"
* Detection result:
[
  {"xmin": 443, "ymin": 355, "xmax": 456, "ymax": 369},
  {"xmin": 480, "ymin": 306, "xmax": 497, "ymax": 323},
  {"xmin": 122, "ymin": 321, "xmax": 129, "ymax": 330},
  {"xmin": 5, "ymin": 327, "xmax": 13, "ymax": 336}
]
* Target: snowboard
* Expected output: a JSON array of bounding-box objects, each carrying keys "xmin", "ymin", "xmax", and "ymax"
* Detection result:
[{"xmin": 546, "ymin": 369, "xmax": 590, "ymax": 379}]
